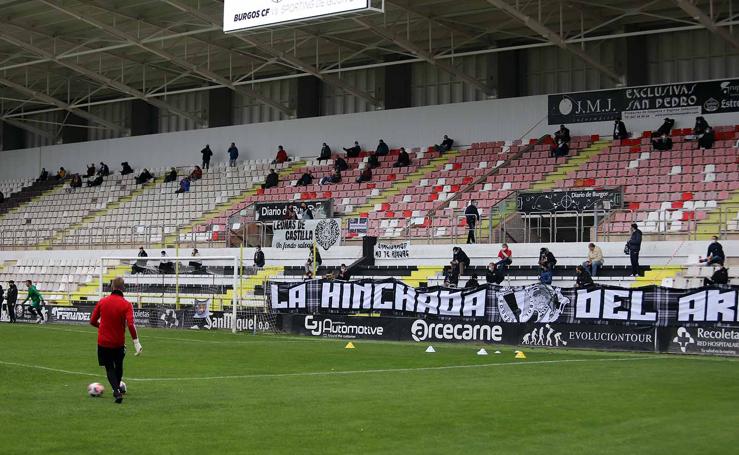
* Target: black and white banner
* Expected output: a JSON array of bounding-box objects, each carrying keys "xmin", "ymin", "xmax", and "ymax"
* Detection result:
[
  {"xmin": 269, "ymin": 279, "xmax": 739, "ymax": 327},
  {"xmin": 272, "ymin": 218, "xmax": 342, "ymax": 251},
  {"xmin": 374, "ymin": 241, "xmax": 410, "ymax": 260},
  {"xmin": 516, "ymin": 188, "xmax": 622, "ymax": 213},
  {"xmin": 255, "ymin": 199, "xmax": 333, "ymax": 222},
  {"xmin": 548, "ymin": 78, "xmax": 739, "ymax": 124},
  {"xmin": 663, "ymin": 325, "xmax": 739, "ymax": 356}
]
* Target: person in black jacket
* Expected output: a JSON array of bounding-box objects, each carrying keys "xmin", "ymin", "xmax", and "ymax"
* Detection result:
[
  {"xmin": 393, "ymin": 148, "xmax": 411, "ymax": 168},
  {"xmin": 37, "ymin": 168, "xmax": 49, "ymax": 182},
  {"xmin": 120, "ymin": 162, "xmax": 134, "ymax": 175},
  {"xmin": 6, "ymin": 280, "xmax": 17, "ymax": 323},
  {"xmin": 485, "ymin": 262, "xmax": 505, "ymax": 285},
  {"xmin": 164, "ymin": 167, "xmax": 178, "ymax": 183},
  {"xmin": 697, "ymin": 126, "xmax": 715, "ymax": 149},
  {"xmin": 575, "ymin": 265, "xmax": 594, "ymax": 289},
  {"xmin": 201, "ymin": 145, "xmax": 213, "ymax": 169},
  {"xmin": 334, "ymin": 156, "xmax": 348, "ymax": 172},
  {"xmin": 87, "ymin": 175, "xmax": 103, "ymax": 187},
  {"xmin": 626, "ymin": 223, "xmax": 642, "ymax": 277},
  {"xmin": 135, "ymin": 168, "xmax": 153, "ymax": 185},
  {"xmin": 613, "ymin": 118, "xmax": 628, "ymax": 140},
  {"xmin": 343, "ymin": 141, "xmax": 361, "ymax": 158},
  {"xmin": 704, "ymin": 263, "xmax": 728, "ymax": 286},
  {"xmin": 539, "ymin": 247, "xmax": 557, "ymax": 284},
  {"xmin": 554, "ymin": 125, "xmax": 570, "ymax": 145},
  {"xmin": 654, "ymin": 118, "xmax": 674, "ymax": 137},
  {"xmin": 464, "ymin": 200, "xmax": 480, "ymax": 244},
  {"xmin": 295, "ymin": 171, "xmax": 313, "ymax": 187},
  {"xmin": 69, "ymin": 174, "xmax": 82, "ymax": 188},
  {"xmin": 699, "ymin": 236, "xmax": 725, "ymax": 266},
  {"xmin": 465, "ymin": 273, "xmax": 480, "ymax": 289},
  {"xmin": 337, "ymin": 264, "xmax": 351, "ymax": 281},
  {"xmin": 356, "ymin": 167, "xmax": 372, "ymax": 183},
  {"xmin": 445, "ymin": 261, "xmax": 460, "ymax": 287},
  {"xmin": 374, "ymin": 139, "xmax": 389, "ymax": 156},
  {"xmin": 98, "ymin": 162, "xmax": 110, "ymax": 177},
  {"xmin": 318, "ymin": 143, "xmax": 332, "ymax": 162},
  {"xmin": 435, "ymin": 135, "xmax": 454, "ymax": 154},
  {"xmin": 263, "ymin": 169, "xmax": 279, "ymax": 189},
  {"xmin": 452, "ymin": 246, "xmax": 470, "ymax": 276},
  {"xmin": 551, "ymin": 141, "xmax": 569, "ymax": 158},
  {"xmin": 86, "ymin": 163, "xmax": 96, "ymax": 178},
  {"xmin": 253, "ymin": 246, "xmax": 265, "ymax": 268},
  {"xmin": 652, "ymin": 133, "xmax": 673, "ymax": 151},
  {"xmin": 693, "ymin": 116, "xmax": 709, "ymax": 136}
]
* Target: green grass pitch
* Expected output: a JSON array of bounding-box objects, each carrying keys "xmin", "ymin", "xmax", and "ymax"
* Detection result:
[{"xmin": 1, "ymin": 324, "xmax": 738, "ymax": 454}]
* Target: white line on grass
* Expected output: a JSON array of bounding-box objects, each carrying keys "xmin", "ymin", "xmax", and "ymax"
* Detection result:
[{"xmin": 0, "ymin": 356, "xmax": 666, "ymax": 382}]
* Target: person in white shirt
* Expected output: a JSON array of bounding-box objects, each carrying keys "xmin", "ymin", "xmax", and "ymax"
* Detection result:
[{"xmin": 582, "ymin": 243, "xmax": 604, "ymax": 277}]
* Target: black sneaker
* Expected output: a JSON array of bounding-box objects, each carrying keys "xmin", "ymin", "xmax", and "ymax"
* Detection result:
[{"xmin": 113, "ymin": 390, "xmax": 123, "ymax": 404}]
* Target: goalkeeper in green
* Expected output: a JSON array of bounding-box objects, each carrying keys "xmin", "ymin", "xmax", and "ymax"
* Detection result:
[{"xmin": 22, "ymin": 280, "xmax": 45, "ymax": 323}]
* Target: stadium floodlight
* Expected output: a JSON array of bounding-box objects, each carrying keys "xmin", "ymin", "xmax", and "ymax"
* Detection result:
[{"xmin": 99, "ymin": 256, "xmax": 277, "ymax": 334}]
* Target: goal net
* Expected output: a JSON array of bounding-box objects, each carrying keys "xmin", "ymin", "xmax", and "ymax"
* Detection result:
[{"xmin": 100, "ymin": 256, "xmax": 279, "ymax": 334}]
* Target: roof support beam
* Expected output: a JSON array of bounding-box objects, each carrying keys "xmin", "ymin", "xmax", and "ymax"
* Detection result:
[
  {"xmin": 674, "ymin": 0, "xmax": 739, "ymax": 51},
  {"xmin": 42, "ymin": 0, "xmax": 294, "ymax": 118},
  {"xmin": 353, "ymin": 17, "xmax": 496, "ymax": 96},
  {"xmin": 162, "ymin": 0, "xmax": 384, "ymax": 108},
  {"xmin": 0, "ymin": 76, "xmax": 129, "ymax": 135},
  {"xmin": 484, "ymin": 0, "xmax": 624, "ymax": 85},
  {"xmin": 0, "ymin": 31, "xmax": 206, "ymax": 127}
]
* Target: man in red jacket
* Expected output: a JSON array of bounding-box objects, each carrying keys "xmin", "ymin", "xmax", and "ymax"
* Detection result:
[{"xmin": 90, "ymin": 277, "xmax": 142, "ymax": 404}]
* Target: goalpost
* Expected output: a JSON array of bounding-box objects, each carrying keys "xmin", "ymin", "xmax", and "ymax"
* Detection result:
[{"xmin": 99, "ymin": 256, "xmax": 278, "ymax": 334}]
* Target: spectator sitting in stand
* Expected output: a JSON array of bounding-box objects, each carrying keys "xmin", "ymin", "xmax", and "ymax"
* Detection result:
[
  {"xmin": 320, "ymin": 170, "xmax": 341, "ymax": 185},
  {"xmin": 496, "ymin": 243, "xmax": 512, "ymax": 270},
  {"xmin": 55, "ymin": 167, "xmax": 67, "ymax": 180},
  {"xmin": 318, "ymin": 143, "xmax": 332, "ymax": 162},
  {"xmin": 465, "ymin": 273, "xmax": 480, "ymax": 289},
  {"xmin": 189, "ymin": 165, "xmax": 203, "ymax": 181},
  {"xmin": 539, "ymin": 247, "xmax": 557, "ymax": 284},
  {"xmin": 200, "ymin": 144, "xmax": 213, "ymax": 170},
  {"xmin": 652, "ymin": 133, "xmax": 673, "ymax": 151},
  {"xmin": 135, "ymin": 168, "xmax": 153, "ymax": 185},
  {"xmin": 654, "ymin": 118, "xmax": 675, "ymax": 137},
  {"xmin": 393, "ymin": 147, "xmax": 411, "ymax": 167},
  {"xmin": 583, "ymin": 242, "xmax": 604, "ymax": 277},
  {"xmin": 699, "ymin": 236, "xmax": 725, "ymax": 266},
  {"xmin": 343, "ymin": 141, "xmax": 361, "ymax": 158},
  {"xmin": 704, "ymin": 262, "xmax": 729, "ymax": 286},
  {"xmin": 486, "ymin": 262, "xmax": 505, "ymax": 285},
  {"xmin": 189, "ymin": 248, "xmax": 205, "ymax": 272},
  {"xmin": 273, "ymin": 145, "xmax": 289, "ymax": 164},
  {"xmin": 374, "ymin": 139, "xmax": 389, "ymax": 156},
  {"xmin": 227, "ymin": 142, "xmax": 239, "ymax": 167},
  {"xmin": 285, "ymin": 205, "xmax": 297, "ymax": 220},
  {"xmin": 613, "ymin": 118, "xmax": 628, "ymax": 140},
  {"xmin": 295, "ymin": 171, "xmax": 313, "ymax": 186},
  {"xmin": 37, "ymin": 168, "xmax": 49, "ymax": 182},
  {"xmin": 334, "ymin": 156, "xmax": 348, "ymax": 172},
  {"xmin": 693, "ymin": 116, "xmax": 709, "ymax": 136},
  {"xmin": 575, "ymin": 265, "xmax": 594, "ymax": 289},
  {"xmin": 554, "ymin": 125, "xmax": 571, "ymax": 145},
  {"xmin": 97, "ymin": 162, "xmax": 110, "ymax": 176},
  {"xmin": 87, "ymin": 175, "xmax": 103, "ymax": 187},
  {"xmin": 337, "ymin": 264, "xmax": 351, "ymax": 281},
  {"xmin": 444, "ymin": 260, "xmax": 460, "ymax": 287},
  {"xmin": 435, "ymin": 135, "xmax": 454, "ymax": 154},
  {"xmin": 69, "ymin": 174, "xmax": 82, "ymax": 188},
  {"xmin": 86, "ymin": 163, "xmax": 95, "ymax": 178},
  {"xmin": 120, "ymin": 162, "xmax": 134, "ymax": 175},
  {"xmin": 253, "ymin": 246, "xmax": 265, "ymax": 268},
  {"xmin": 158, "ymin": 251, "xmax": 174, "ymax": 274},
  {"xmin": 263, "ymin": 169, "xmax": 279, "ymax": 189},
  {"xmin": 356, "ymin": 167, "xmax": 372, "ymax": 183},
  {"xmin": 163, "ymin": 167, "xmax": 178, "ymax": 183},
  {"xmin": 132, "ymin": 247, "xmax": 148, "ymax": 274},
  {"xmin": 175, "ymin": 176, "xmax": 191, "ymax": 194},
  {"xmin": 698, "ymin": 126, "xmax": 715, "ymax": 149},
  {"xmin": 452, "ymin": 246, "xmax": 470, "ymax": 276},
  {"xmin": 551, "ymin": 140, "xmax": 569, "ymax": 158}
]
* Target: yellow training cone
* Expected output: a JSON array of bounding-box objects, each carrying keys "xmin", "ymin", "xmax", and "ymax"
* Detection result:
[
  {"xmin": 515, "ymin": 351, "xmax": 527, "ymax": 359},
  {"xmin": 344, "ymin": 342, "xmax": 356, "ymax": 349}
]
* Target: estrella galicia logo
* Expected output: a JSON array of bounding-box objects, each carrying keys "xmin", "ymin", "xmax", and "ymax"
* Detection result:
[
  {"xmin": 703, "ymin": 97, "xmax": 719, "ymax": 112},
  {"xmin": 673, "ymin": 326, "xmax": 695, "ymax": 353}
]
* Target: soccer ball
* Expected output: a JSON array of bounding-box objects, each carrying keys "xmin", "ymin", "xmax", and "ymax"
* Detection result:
[
  {"xmin": 119, "ymin": 381, "xmax": 127, "ymax": 394},
  {"xmin": 87, "ymin": 382, "xmax": 105, "ymax": 397}
]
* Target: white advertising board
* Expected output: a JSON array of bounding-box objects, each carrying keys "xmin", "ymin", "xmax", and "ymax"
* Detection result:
[{"xmin": 224, "ymin": 0, "xmax": 371, "ymax": 32}]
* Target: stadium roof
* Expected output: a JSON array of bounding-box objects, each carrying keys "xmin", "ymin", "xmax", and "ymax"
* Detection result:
[{"xmin": 0, "ymin": 0, "xmax": 737, "ymax": 136}]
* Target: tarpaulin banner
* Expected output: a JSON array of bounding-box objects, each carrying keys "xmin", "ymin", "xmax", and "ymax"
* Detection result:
[
  {"xmin": 548, "ymin": 78, "xmax": 739, "ymax": 124},
  {"xmin": 516, "ymin": 188, "xmax": 623, "ymax": 213},
  {"xmin": 268, "ymin": 279, "xmax": 739, "ymax": 327},
  {"xmin": 271, "ymin": 218, "xmax": 342, "ymax": 251}
]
